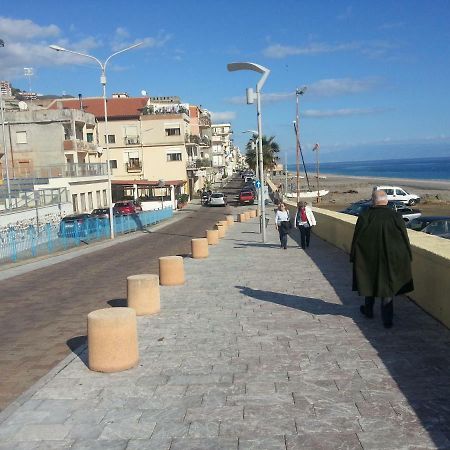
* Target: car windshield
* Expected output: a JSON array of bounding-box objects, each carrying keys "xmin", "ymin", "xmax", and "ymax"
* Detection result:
[{"xmin": 211, "ymin": 194, "xmax": 224, "ymax": 198}]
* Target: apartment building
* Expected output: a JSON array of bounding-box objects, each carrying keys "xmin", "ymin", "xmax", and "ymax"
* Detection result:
[{"xmin": 211, "ymin": 123, "xmax": 236, "ymax": 177}]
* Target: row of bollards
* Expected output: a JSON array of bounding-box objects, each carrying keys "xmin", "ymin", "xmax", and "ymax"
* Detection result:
[{"xmin": 86, "ymin": 210, "xmax": 259, "ymax": 373}]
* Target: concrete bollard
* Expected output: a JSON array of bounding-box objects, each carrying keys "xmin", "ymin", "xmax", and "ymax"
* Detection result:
[
  {"xmin": 206, "ymin": 229, "xmax": 219, "ymax": 245},
  {"xmin": 245, "ymin": 211, "xmax": 252, "ymax": 220},
  {"xmin": 127, "ymin": 274, "xmax": 160, "ymax": 316},
  {"xmin": 226, "ymin": 215, "xmax": 234, "ymax": 226},
  {"xmin": 249, "ymin": 209, "xmax": 257, "ymax": 218},
  {"xmin": 216, "ymin": 224, "xmax": 226, "ymax": 238},
  {"xmin": 238, "ymin": 213, "xmax": 246, "ymax": 222},
  {"xmin": 218, "ymin": 220, "xmax": 228, "ymax": 230},
  {"xmin": 191, "ymin": 238, "xmax": 209, "ymax": 258},
  {"xmin": 88, "ymin": 307, "xmax": 139, "ymax": 373},
  {"xmin": 159, "ymin": 256, "xmax": 185, "ymax": 285}
]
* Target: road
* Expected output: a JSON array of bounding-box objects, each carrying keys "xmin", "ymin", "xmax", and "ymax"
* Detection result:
[{"xmin": 0, "ymin": 177, "xmax": 243, "ymax": 412}]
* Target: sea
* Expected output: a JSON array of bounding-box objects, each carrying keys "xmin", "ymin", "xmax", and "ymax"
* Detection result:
[{"xmin": 287, "ymin": 156, "xmax": 450, "ymax": 181}]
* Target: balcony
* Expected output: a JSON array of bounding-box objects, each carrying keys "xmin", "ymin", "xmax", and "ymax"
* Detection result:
[
  {"xmin": 63, "ymin": 139, "xmax": 98, "ymax": 153},
  {"xmin": 199, "ymin": 115, "xmax": 211, "ymax": 127},
  {"xmin": 186, "ymin": 158, "xmax": 212, "ymax": 170},
  {"xmin": 124, "ymin": 136, "xmax": 140, "ymax": 145},
  {"xmin": 125, "ymin": 161, "xmax": 142, "ymax": 173}
]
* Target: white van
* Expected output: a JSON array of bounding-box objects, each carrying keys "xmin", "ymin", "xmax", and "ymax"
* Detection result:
[{"xmin": 373, "ymin": 186, "xmax": 420, "ymax": 206}]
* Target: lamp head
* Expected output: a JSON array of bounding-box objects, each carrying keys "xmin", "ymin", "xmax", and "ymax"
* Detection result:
[
  {"xmin": 49, "ymin": 45, "xmax": 66, "ymax": 52},
  {"xmin": 296, "ymin": 86, "xmax": 307, "ymax": 96}
]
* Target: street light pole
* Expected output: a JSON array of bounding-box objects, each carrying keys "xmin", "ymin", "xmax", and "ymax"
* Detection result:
[
  {"xmin": 49, "ymin": 42, "xmax": 142, "ymax": 239},
  {"xmin": 0, "ymin": 42, "xmax": 12, "ymax": 210},
  {"xmin": 227, "ymin": 62, "xmax": 270, "ymax": 243}
]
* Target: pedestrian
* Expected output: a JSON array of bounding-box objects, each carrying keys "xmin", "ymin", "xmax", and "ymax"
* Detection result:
[
  {"xmin": 275, "ymin": 202, "xmax": 291, "ymax": 249},
  {"xmin": 350, "ymin": 190, "xmax": 414, "ymax": 328},
  {"xmin": 294, "ymin": 201, "xmax": 316, "ymax": 249}
]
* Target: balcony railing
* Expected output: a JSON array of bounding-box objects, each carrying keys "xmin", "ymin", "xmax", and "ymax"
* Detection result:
[
  {"xmin": 142, "ymin": 105, "xmax": 190, "ymax": 116},
  {"xmin": 186, "ymin": 159, "xmax": 213, "ymax": 170},
  {"xmin": 199, "ymin": 115, "xmax": 211, "ymax": 127},
  {"xmin": 1, "ymin": 163, "xmax": 108, "ymax": 180},
  {"xmin": 63, "ymin": 139, "xmax": 98, "ymax": 153},
  {"xmin": 125, "ymin": 162, "xmax": 143, "ymax": 172},
  {"xmin": 124, "ymin": 136, "xmax": 140, "ymax": 145}
]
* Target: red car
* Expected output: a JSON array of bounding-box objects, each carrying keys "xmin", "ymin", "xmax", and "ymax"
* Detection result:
[
  {"xmin": 239, "ymin": 190, "xmax": 255, "ymax": 205},
  {"xmin": 113, "ymin": 200, "xmax": 142, "ymax": 215}
]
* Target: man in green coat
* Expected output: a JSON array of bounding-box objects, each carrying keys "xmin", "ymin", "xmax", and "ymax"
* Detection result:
[{"xmin": 350, "ymin": 190, "xmax": 414, "ymax": 328}]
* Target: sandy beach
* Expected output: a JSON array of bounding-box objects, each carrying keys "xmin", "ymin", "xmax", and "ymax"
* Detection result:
[{"xmin": 274, "ymin": 173, "xmax": 450, "ymax": 216}]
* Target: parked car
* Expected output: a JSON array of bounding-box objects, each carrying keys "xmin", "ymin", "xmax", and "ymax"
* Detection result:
[
  {"xmin": 90, "ymin": 208, "xmax": 110, "ymax": 219},
  {"xmin": 239, "ymin": 190, "xmax": 256, "ymax": 205},
  {"xmin": 341, "ymin": 200, "xmax": 421, "ymax": 222},
  {"xmin": 208, "ymin": 192, "xmax": 227, "ymax": 206},
  {"xmin": 113, "ymin": 200, "xmax": 142, "ymax": 215},
  {"xmin": 373, "ymin": 185, "xmax": 420, "ymax": 206},
  {"xmin": 406, "ymin": 216, "xmax": 450, "ymax": 231},
  {"xmin": 421, "ymin": 219, "xmax": 450, "ymax": 237},
  {"xmin": 58, "ymin": 213, "xmax": 95, "ymax": 238}
]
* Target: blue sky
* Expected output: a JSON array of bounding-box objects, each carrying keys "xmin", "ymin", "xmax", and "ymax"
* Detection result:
[{"xmin": 1, "ymin": 0, "xmax": 450, "ymax": 163}]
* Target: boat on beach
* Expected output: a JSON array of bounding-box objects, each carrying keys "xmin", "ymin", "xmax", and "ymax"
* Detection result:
[{"xmin": 284, "ymin": 189, "xmax": 329, "ymax": 199}]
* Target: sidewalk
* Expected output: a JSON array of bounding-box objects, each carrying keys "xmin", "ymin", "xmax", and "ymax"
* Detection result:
[{"xmin": 0, "ymin": 214, "xmax": 449, "ymax": 449}]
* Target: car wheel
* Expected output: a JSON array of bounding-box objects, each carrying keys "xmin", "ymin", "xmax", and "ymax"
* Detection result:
[{"xmin": 409, "ymin": 199, "xmax": 417, "ymax": 206}]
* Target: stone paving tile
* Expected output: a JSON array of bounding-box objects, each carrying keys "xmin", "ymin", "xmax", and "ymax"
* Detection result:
[{"xmin": 1, "ymin": 212, "xmax": 450, "ymax": 449}]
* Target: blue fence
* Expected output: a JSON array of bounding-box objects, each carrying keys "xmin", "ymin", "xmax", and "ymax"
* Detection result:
[{"xmin": 0, "ymin": 208, "xmax": 173, "ymax": 264}]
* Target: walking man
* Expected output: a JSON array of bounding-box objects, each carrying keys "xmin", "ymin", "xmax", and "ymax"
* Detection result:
[{"xmin": 350, "ymin": 190, "xmax": 414, "ymax": 328}]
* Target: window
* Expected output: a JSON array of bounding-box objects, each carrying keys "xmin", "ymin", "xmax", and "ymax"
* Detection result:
[
  {"xmin": 86, "ymin": 133, "xmax": 94, "ymax": 143},
  {"xmin": 96, "ymin": 190, "xmax": 101, "ymax": 207},
  {"xmin": 80, "ymin": 193, "xmax": 86, "ymax": 211},
  {"xmin": 167, "ymin": 153, "xmax": 182, "ymax": 162},
  {"xmin": 384, "ymin": 189, "xmax": 394, "ymax": 196},
  {"xmin": 16, "ymin": 131, "xmax": 27, "ymax": 144},
  {"xmin": 103, "ymin": 190, "xmax": 107, "ymax": 206},
  {"xmin": 109, "ymin": 160, "xmax": 118, "ymax": 169},
  {"xmin": 104, "ymin": 134, "xmax": 116, "ymax": 144},
  {"xmin": 396, "ymin": 189, "xmax": 406, "ymax": 196},
  {"xmin": 72, "ymin": 194, "xmax": 78, "ymax": 213},
  {"xmin": 165, "ymin": 128, "xmax": 181, "ymax": 136},
  {"xmin": 88, "ymin": 192, "xmax": 93, "ymax": 210}
]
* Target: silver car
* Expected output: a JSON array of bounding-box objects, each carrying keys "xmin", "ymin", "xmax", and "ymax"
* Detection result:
[{"xmin": 208, "ymin": 192, "xmax": 227, "ymax": 207}]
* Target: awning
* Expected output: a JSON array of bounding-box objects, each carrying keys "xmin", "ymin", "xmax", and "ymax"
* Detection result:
[{"xmin": 112, "ymin": 179, "xmax": 186, "ymax": 187}]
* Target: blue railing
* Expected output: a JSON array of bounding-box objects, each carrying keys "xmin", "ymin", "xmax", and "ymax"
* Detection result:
[{"xmin": 0, "ymin": 208, "xmax": 173, "ymax": 264}]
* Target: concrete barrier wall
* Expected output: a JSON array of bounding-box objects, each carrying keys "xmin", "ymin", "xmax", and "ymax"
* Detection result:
[{"xmin": 283, "ymin": 199, "xmax": 450, "ymax": 329}]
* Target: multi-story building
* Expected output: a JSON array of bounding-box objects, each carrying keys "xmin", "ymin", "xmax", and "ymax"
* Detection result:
[
  {"xmin": 47, "ymin": 95, "xmax": 192, "ymax": 209},
  {"xmin": 0, "ymin": 80, "xmax": 12, "ymax": 97},
  {"xmin": 211, "ymin": 123, "xmax": 234, "ymax": 177},
  {"xmin": 0, "ymin": 104, "xmax": 108, "ymax": 214}
]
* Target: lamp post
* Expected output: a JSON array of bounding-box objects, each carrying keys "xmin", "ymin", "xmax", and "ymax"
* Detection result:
[
  {"xmin": 295, "ymin": 86, "xmax": 308, "ymax": 202},
  {"xmin": 241, "ymin": 129, "xmax": 259, "ymax": 181},
  {"xmin": 0, "ymin": 41, "xmax": 12, "ymax": 210},
  {"xmin": 312, "ymin": 143, "xmax": 320, "ymax": 203},
  {"xmin": 49, "ymin": 42, "xmax": 142, "ymax": 239},
  {"xmin": 227, "ymin": 62, "xmax": 270, "ymax": 243}
]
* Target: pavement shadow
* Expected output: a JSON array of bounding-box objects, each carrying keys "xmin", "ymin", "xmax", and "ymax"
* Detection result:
[
  {"xmin": 261, "ymin": 231, "xmax": 450, "ymax": 447},
  {"xmin": 66, "ymin": 335, "xmax": 88, "ymax": 367},
  {"xmin": 108, "ymin": 298, "xmax": 127, "ymax": 307}
]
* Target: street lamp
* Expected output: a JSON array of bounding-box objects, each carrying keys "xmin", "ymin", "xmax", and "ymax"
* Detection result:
[
  {"xmin": 241, "ymin": 129, "xmax": 259, "ymax": 179},
  {"xmin": 0, "ymin": 41, "xmax": 12, "ymax": 210},
  {"xmin": 227, "ymin": 62, "xmax": 270, "ymax": 243},
  {"xmin": 295, "ymin": 86, "xmax": 308, "ymax": 202},
  {"xmin": 49, "ymin": 42, "xmax": 142, "ymax": 239}
]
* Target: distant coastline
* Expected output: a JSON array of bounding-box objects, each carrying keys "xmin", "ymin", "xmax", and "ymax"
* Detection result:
[{"xmin": 287, "ymin": 156, "xmax": 450, "ymax": 182}]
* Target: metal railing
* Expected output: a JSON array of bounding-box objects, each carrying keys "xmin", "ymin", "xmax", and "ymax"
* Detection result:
[
  {"xmin": 1, "ymin": 187, "xmax": 69, "ymax": 210},
  {"xmin": 125, "ymin": 162, "xmax": 142, "ymax": 172},
  {"xmin": 1, "ymin": 163, "xmax": 108, "ymax": 180},
  {"xmin": 0, "ymin": 208, "xmax": 173, "ymax": 264}
]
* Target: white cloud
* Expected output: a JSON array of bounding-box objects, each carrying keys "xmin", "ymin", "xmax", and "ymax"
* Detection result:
[
  {"xmin": 0, "ymin": 17, "xmax": 171, "ymax": 81},
  {"xmin": 263, "ymin": 42, "xmax": 358, "ymax": 58},
  {"xmin": 210, "ymin": 111, "xmax": 236, "ymax": 122},
  {"xmin": 0, "ymin": 17, "xmax": 60, "ymax": 40},
  {"xmin": 226, "ymin": 77, "xmax": 383, "ymax": 104},
  {"xmin": 111, "ymin": 28, "xmax": 171, "ymax": 51},
  {"xmin": 263, "ymin": 40, "xmax": 398, "ymax": 59},
  {"xmin": 303, "ymin": 107, "xmax": 390, "ymax": 118}
]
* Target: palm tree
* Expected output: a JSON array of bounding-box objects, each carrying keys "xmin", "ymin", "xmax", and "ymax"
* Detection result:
[{"xmin": 245, "ymin": 135, "xmax": 280, "ymax": 171}]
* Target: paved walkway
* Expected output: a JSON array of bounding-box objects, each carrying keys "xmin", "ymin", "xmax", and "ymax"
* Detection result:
[{"xmin": 0, "ymin": 213, "xmax": 449, "ymax": 449}]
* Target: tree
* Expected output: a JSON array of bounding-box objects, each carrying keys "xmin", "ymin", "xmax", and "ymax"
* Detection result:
[{"xmin": 245, "ymin": 135, "xmax": 280, "ymax": 171}]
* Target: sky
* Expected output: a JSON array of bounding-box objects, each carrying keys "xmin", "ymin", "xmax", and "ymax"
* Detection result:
[{"xmin": 1, "ymin": 0, "xmax": 450, "ymax": 163}]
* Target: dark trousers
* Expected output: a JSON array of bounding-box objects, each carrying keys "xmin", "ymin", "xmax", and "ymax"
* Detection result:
[
  {"xmin": 298, "ymin": 225, "xmax": 311, "ymax": 249},
  {"xmin": 278, "ymin": 228, "xmax": 288, "ymax": 249},
  {"xmin": 365, "ymin": 296, "xmax": 394, "ymax": 325}
]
